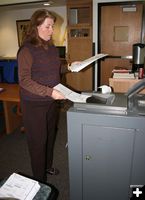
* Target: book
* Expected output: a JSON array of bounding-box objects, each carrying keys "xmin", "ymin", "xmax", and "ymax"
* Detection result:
[
  {"xmin": 113, "ymin": 72, "xmax": 135, "ymax": 79},
  {"xmin": 0, "ymin": 173, "xmax": 40, "ymax": 200},
  {"xmin": 69, "ymin": 53, "xmax": 108, "ymax": 72},
  {"xmin": 112, "ymin": 69, "xmax": 132, "ymax": 73}
]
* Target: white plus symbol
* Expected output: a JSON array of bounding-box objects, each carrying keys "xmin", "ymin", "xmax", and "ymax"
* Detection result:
[{"xmin": 133, "ymin": 187, "xmax": 142, "ymax": 197}]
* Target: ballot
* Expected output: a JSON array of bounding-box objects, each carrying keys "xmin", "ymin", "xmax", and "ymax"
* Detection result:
[
  {"xmin": 70, "ymin": 53, "xmax": 108, "ymax": 72},
  {"xmin": 0, "ymin": 173, "xmax": 40, "ymax": 200},
  {"xmin": 54, "ymin": 83, "xmax": 91, "ymax": 103}
]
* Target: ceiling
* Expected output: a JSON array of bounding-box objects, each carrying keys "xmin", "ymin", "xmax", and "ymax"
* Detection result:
[{"xmin": 0, "ymin": 0, "xmax": 66, "ymax": 10}]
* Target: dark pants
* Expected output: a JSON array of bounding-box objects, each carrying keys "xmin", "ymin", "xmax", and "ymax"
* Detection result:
[{"xmin": 21, "ymin": 99, "xmax": 59, "ymax": 182}]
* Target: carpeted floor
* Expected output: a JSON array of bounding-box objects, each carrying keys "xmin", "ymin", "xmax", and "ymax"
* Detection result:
[{"xmin": 0, "ymin": 103, "xmax": 71, "ymax": 200}]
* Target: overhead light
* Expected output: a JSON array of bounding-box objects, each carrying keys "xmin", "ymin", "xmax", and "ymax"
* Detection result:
[
  {"xmin": 43, "ymin": 1, "xmax": 53, "ymax": 6},
  {"xmin": 43, "ymin": 2, "xmax": 50, "ymax": 6}
]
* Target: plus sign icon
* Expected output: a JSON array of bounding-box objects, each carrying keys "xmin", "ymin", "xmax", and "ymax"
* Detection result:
[{"xmin": 130, "ymin": 185, "xmax": 145, "ymax": 200}]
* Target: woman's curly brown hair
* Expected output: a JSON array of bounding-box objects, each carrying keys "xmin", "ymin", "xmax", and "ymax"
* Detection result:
[{"xmin": 23, "ymin": 9, "xmax": 56, "ymax": 49}]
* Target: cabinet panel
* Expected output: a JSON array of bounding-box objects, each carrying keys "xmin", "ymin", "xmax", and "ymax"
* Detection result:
[
  {"xmin": 66, "ymin": 38, "xmax": 93, "ymax": 91},
  {"xmin": 66, "ymin": 69, "xmax": 92, "ymax": 91},
  {"xmin": 83, "ymin": 125, "xmax": 135, "ymax": 200},
  {"xmin": 68, "ymin": 39, "xmax": 92, "ymax": 60},
  {"xmin": 67, "ymin": 0, "xmax": 93, "ymax": 91}
]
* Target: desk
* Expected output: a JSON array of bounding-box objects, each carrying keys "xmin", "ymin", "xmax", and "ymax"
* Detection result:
[
  {"xmin": 109, "ymin": 78, "xmax": 145, "ymax": 93},
  {"xmin": 0, "ymin": 83, "xmax": 21, "ymax": 134}
]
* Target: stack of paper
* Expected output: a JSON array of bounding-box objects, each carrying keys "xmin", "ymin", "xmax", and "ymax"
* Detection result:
[{"xmin": 0, "ymin": 173, "xmax": 40, "ymax": 200}]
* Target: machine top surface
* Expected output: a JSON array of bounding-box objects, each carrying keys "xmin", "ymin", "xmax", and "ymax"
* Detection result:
[
  {"xmin": 73, "ymin": 79, "xmax": 145, "ymax": 116},
  {"xmin": 73, "ymin": 93, "xmax": 128, "ymax": 115}
]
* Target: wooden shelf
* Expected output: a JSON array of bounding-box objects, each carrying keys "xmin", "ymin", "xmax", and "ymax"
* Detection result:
[
  {"xmin": 69, "ymin": 27, "xmax": 91, "ymax": 38},
  {"xmin": 68, "ymin": 6, "xmax": 92, "ymax": 25}
]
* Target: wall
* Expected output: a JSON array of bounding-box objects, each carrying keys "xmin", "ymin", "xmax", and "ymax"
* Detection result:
[
  {"xmin": 93, "ymin": 0, "xmax": 143, "ymax": 89},
  {"xmin": 0, "ymin": 0, "xmax": 44, "ymax": 5},
  {"xmin": 0, "ymin": 1, "xmax": 142, "ymax": 85},
  {"xmin": 0, "ymin": 5, "xmax": 67, "ymax": 57}
]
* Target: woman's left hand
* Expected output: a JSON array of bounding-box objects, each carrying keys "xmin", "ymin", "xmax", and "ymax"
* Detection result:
[{"xmin": 51, "ymin": 89, "xmax": 66, "ymax": 100}]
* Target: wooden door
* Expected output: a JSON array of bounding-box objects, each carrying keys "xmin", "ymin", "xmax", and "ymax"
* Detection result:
[{"xmin": 99, "ymin": 3, "xmax": 144, "ymax": 85}]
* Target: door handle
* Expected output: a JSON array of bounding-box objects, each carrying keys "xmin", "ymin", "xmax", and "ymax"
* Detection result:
[{"xmin": 107, "ymin": 55, "xmax": 132, "ymax": 60}]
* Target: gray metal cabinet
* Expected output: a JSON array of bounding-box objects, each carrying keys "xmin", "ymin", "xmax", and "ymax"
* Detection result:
[{"xmin": 67, "ymin": 108, "xmax": 145, "ymax": 200}]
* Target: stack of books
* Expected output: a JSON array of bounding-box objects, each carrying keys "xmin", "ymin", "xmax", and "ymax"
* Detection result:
[{"xmin": 112, "ymin": 68, "xmax": 135, "ymax": 79}]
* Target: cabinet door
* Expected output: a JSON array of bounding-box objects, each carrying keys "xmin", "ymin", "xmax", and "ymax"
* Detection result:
[
  {"xmin": 66, "ymin": 38, "xmax": 93, "ymax": 91},
  {"xmin": 82, "ymin": 125, "xmax": 135, "ymax": 200}
]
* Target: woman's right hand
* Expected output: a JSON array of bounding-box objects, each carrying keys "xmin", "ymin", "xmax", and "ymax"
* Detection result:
[
  {"xmin": 51, "ymin": 89, "xmax": 66, "ymax": 100},
  {"xmin": 67, "ymin": 61, "xmax": 81, "ymax": 71}
]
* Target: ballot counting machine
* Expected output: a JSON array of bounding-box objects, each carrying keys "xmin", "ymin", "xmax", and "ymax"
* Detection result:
[
  {"xmin": 73, "ymin": 78, "xmax": 145, "ymax": 116},
  {"xmin": 67, "ymin": 79, "xmax": 145, "ymax": 200}
]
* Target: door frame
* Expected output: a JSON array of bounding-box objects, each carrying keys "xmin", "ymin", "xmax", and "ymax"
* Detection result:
[{"xmin": 97, "ymin": 1, "xmax": 145, "ymax": 86}]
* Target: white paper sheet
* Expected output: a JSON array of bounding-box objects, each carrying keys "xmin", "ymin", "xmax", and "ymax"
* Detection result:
[
  {"xmin": 54, "ymin": 83, "xmax": 91, "ymax": 103},
  {"xmin": 70, "ymin": 53, "xmax": 108, "ymax": 72},
  {"xmin": 0, "ymin": 173, "xmax": 40, "ymax": 200}
]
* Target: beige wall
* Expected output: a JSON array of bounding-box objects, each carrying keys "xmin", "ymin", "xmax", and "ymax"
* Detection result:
[
  {"xmin": 0, "ymin": 0, "xmax": 44, "ymax": 5},
  {"xmin": 0, "ymin": 5, "xmax": 67, "ymax": 57}
]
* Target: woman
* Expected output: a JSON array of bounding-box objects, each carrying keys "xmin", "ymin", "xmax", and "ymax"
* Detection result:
[{"xmin": 17, "ymin": 9, "xmax": 67, "ymax": 182}]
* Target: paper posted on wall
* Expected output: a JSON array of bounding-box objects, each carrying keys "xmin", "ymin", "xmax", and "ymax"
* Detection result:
[
  {"xmin": 54, "ymin": 83, "xmax": 91, "ymax": 103},
  {"xmin": 0, "ymin": 173, "xmax": 40, "ymax": 200},
  {"xmin": 70, "ymin": 53, "xmax": 108, "ymax": 72}
]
